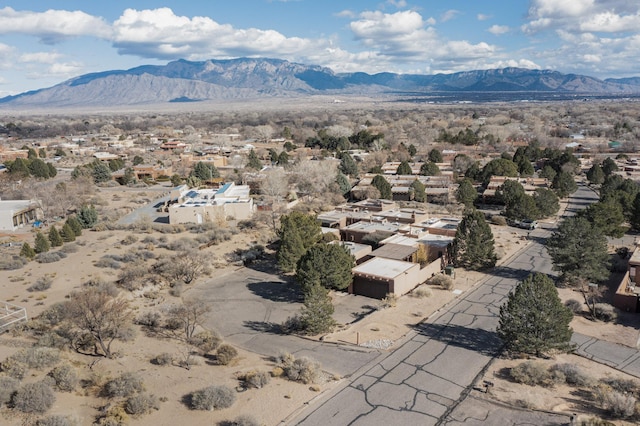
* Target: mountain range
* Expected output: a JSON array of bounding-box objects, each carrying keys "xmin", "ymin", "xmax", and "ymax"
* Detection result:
[{"xmin": 2, "ymin": 57, "xmax": 640, "ymax": 108}]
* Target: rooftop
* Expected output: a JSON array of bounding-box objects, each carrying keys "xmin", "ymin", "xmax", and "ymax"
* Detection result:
[{"xmin": 353, "ymin": 257, "xmax": 416, "ymax": 280}]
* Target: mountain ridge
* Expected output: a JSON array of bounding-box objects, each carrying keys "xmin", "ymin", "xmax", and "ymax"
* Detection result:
[{"xmin": 2, "ymin": 57, "xmax": 639, "ymax": 108}]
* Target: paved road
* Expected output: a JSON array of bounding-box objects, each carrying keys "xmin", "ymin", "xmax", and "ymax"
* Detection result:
[{"xmin": 288, "ymin": 184, "xmax": 601, "ymax": 426}]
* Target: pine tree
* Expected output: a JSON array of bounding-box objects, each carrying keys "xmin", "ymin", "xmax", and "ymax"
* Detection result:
[
  {"xmin": 396, "ymin": 161, "xmax": 412, "ymax": 175},
  {"xmin": 296, "ymin": 244, "xmax": 354, "ymax": 293},
  {"xmin": 452, "ymin": 209, "xmax": 497, "ymax": 270},
  {"xmin": 34, "ymin": 232, "xmax": 50, "ymax": 254},
  {"xmin": 48, "ymin": 225, "xmax": 63, "ymax": 247},
  {"xmin": 371, "ymin": 175, "xmax": 392, "ymax": 199},
  {"xmin": 91, "ymin": 160, "xmax": 112, "ymax": 183},
  {"xmin": 410, "ymin": 179, "xmax": 426, "ymax": 202},
  {"xmin": 420, "ymin": 161, "xmax": 441, "ymax": 176},
  {"xmin": 497, "ymin": 273, "xmax": 574, "ymax": 357},
  {"xmin": 428, "ymin": 148, "xmax": 443, "ymax": 163},
  {"xmin": 586, "ymin": 163, "xmax": 605, "ymax": 185},
  {"xmin": 455, "ymin": 179, "xmax": 478, "ymax": 208},
  {"xmin": 338, "ymin": 152, "xmax": 358, "ymax": 177},
  {"xmin": 335, "ymin": 173, "xmax": 351, "ymax": 198},
  {"xmin": 276, "ymin": 212, "xmax": 321, "ymax": 273},
  {"xmin": 77, "ymin": 205, "xmax": 98, "ymax": 228},
  {"xmin": 299, "ymin": 283, "xmax": 336, "ymax": 335},
  {"xmin": 66, "ymin": 216, "xmax": 83, "ymax": 237},
  {"xmin": 61, "ymin": 223, "xmax": 76, "ymax": 242},
  {"xmin": 246, "ymin": 150, "xmax": 263, "ymax": 170},
  {"xmin": 20, "ymin": 242, "xmax": 36, "ymax": 260},
  {"xmin": 546, "ymin": 216, "xmax": 610, "ymax": 283}
]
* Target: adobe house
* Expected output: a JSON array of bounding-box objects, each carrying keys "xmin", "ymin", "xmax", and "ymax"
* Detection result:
[
  {"xmin": 613, "ymin": 247, "xmax": 640, "ymax": 312},
  {"xmin": 350, "ymin": 257, "xmax": 424, "ymax": 299},
  {"xmin": 168, "ymin": 183, "xmax": 254, "ymax": 224},
  {"xmin": 0, "ymin": 199, "xmax": 43, "ymax": 231}
]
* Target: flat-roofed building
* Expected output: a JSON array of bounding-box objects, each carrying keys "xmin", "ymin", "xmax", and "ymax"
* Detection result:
[
  {"xmin": 168, "ymin": 183, "xmax": 254, "ymax": 224},
  {"xmin": 351, "ymin": 257, "xmax": 423, "ymax": 299},
  {"xmin": 340, "ymin": 221, "xmax": 401, "ymax": 244},
  {"xmin": 0, "ymin": 199, "xmax": 42, "ymax": 231}
]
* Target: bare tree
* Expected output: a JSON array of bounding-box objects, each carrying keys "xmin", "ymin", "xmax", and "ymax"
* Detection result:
[
  {"xmin": 260, "ymin": 168, "xmax": 289, "ymax": 232},
  {"xmin": 167, "ymin": 300, "xmax": 211, "ymax": 340},
  {"xmin": 65, "ymin": 288, "xmax": 132, "ymax": 358},
  {"xmin": 155, "ymin": 250, "xmax": 211, "ymax": 284}
]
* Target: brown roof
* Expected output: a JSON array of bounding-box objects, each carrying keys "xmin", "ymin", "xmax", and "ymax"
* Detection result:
[{"xmin": 370, "ymin": 243, "xmax": 417, "ymax": 261}]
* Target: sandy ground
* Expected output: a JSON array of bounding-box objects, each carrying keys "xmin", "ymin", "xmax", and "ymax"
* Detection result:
[{"xmin": 0, "ymin": 187, "xmax": 638, "ymax": 425}]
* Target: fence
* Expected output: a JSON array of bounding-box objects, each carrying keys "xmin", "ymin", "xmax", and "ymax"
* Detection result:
[{"xmin": 0, "ymin": 302, "xmax": 27, "ymax": 332}]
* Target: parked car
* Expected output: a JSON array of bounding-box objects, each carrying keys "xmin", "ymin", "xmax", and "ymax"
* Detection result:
[{"xmin": 507, "ymin": 219, "xmax": 538, "ymax": 230}]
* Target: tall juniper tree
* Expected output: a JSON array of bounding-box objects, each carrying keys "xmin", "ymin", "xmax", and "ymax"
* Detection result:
[
  {"xmin": 452, "ymin": 209, "xmax": 497, "ymax": 270},
  {"xmin": 497, "ymin": 273, "xmax": 574, "ymax": 357}
]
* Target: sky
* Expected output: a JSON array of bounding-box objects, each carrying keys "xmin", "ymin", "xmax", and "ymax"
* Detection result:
[{"xmin": 2, "ymin": 1, "xmax": 640, "ymax": 96}]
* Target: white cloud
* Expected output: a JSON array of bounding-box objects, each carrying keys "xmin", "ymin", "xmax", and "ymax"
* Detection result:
[
  {"xmin": 19, "ymin": 52, "xmax": 63, "ymax": 64},
  {"xmin": 0, "ymin": 7, "xmax": 111, "ymax": 43},
  {"xmin": 579, "ymin": 11, "xmax": 640, "ymax": 32},
  {"xmin": 477, "ymin": 14, "xmax": 491, "ymax": 21},
  {"xmin": 488, "ymin": 25, "xmax": 509, "ymax": 35},
  {"xmin": 386, "ymin": 0, "xmax": 407, "ymax": 8},
  {"xmin": 441, "ymin": 10, "xmax": 460, "ymax": 22},
  {"xmin": 112, "ymin": 8, "xmax": 319, "ymax": 59}
]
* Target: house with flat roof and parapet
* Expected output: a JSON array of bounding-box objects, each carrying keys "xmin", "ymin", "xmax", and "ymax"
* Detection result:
[
  {"xmin": 168, "ymin": 183, "xmax": 254, "ymax": 225},
  {"xmin": 350, "ymin": 257, "xmax": 424, "ymax": 299},
  {"xmin": 330, "ymin": 241, "xmax": 372, "ymax": 265},
  {"xmin": 613, "ymin": 246, "xmax": 640, "ymax": 313},
  {"xmin": 340, "ymin": 220, "xmax": 401, "ymax": 245},
  {"xmin": 0, "ymin": 199, "xmax": 43, "ymax": 231}
]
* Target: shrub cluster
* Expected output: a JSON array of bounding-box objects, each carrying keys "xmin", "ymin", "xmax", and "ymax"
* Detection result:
[
  {"xmin": 0, "ymin": 255, "xmax": 27, "ymax": 270},
  {"xmin": 48, "ymin": 364, "xmax": 79, "ymax": 392},
  {"xmin": 28, "ymin": 276, "xmax": 54, "ymax": 292},
  {"xmin": 429, "ymin": 274, "xmax": 453, "ymax": 290},
  {"xmin": 125, "ymin": 393, "xmax": 159, "ymax": 416},
  {"xmin": 238, "ymin": 370, "xmax": 270, "ymax": 389},
  {"xmin": 276, "ymin": 352, "xmax": 322, "ymax": 384},
  {"xmin": 103, "ymin": 372, "xmax": 144, "ymax": 398},
  {"xmin": 12, "ymin": 381, "xmax": 56, "ymax": 414},
  {"xmin": 189, "ymin": 385, "xmax": 236, "ymax": 411},
  {"xmin": 36, "ymin": 251, "xmax": 67, "ymax": 264},
  {"xmin": 35, "ymin": 415, "xmax": 75, "ymax": 426}
]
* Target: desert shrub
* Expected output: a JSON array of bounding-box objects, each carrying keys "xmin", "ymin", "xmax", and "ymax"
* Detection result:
[
  {"xmin": 189, "ymin": 385, "xmax": 236, "ymax": 410},
  {"xmin": 600, "ymin": 377, "xmax": 640, "ymax": 394},
  {"xmin": 151, "ymin": 353, "xmax": 173, "ymax": 366},
  {"xmin": 0, "ymin": 255, "xmax": 27, "ymax": 270},
  {"xmin": 274, "ymin": 351, "xmax": 295, "ymax": 367},
  {"xmin": 190, "ymin": 330, "xmax": 221, "ymax": 354},
  {"xmin": 219, "ymin": 415, "xmax": 260, "ymax": 426},
  {"xmin": 36, "ymin": 251, "xmax": 67, "ymax": 263},
  {"xmin": 550, "ymin": 363, "xmax": 592, "ymax": 387},
  {"xmin": 28, "ymin": 276, "xmax": 54, "ymax": 292},
  {"xmin": 164, "ymin": 238, "xmax": 198, "ymax": 251},
  {"xmin": 117, "ymin": 262, "xmax": 149, "ymax": 291},
  {"xmin": 13, "ymin": 381, "xmax": 56, "ymax": 413},
  {"xmin": 141, "ymin": 236, "xmax": 158, "ymax": 245},
  {"xmin": 0, "ymin": 375, "xmax": 19, "ymax": 406},
  {"xmin": 121, "ymin": 235, "xmax": 138, "ymax": 246},
  {"xmin": 103, "ymin": 372, "xmax": 144, "ymax": 398},
  {"xmin": 96, "ymin": 405, "xmax": 129, "ymax": 426},
  {"xmin": 94, "ymin": 257, "xmax": 121, "ymax": 269},
  {"xmin": 594, "ymin": 304, "xmax": 617, "ymax": 323},
  {"xmin": 125, "ymin": 393, "xmax": 159, "ymax": 416},
  {"xmin": 491, "ymin": 215, "xmax": 507, "ymax": 226},
  {"xmin": 429, "ymin": 274, "xmax": 453, "ymax": 290},
  {"xmin": 412, "ymin": 285, "xmax": 432, "ymax": 298},
  {"xmin": 594, "ymin": 386, "xmax": 636, "ymax": 418},
  {"xmin": 48, "ymin": 364, "xmax": 78, "ymax": 392},
  {"xmin": 168, "ymin": 283, "xmax": 183, "ymax": 297},
  {"xmin": 59, "ymin": 243, "xmax": 79, "ymax": 254},
  {"xmin": 35, "ymin": 415, "xmax": 75, "ymax": 426},
  {"xmin": 564, "ymin": 299, "xmax": 583, "ymax": 314},
  {"xmin": 1, "ymin": 358, "xmax": 27, "ymax": 379},
  {"xmin": 136, "ymin": 311, "xmax": 161, "ymax": 328},
  {"xmin": 509, "ymin": 361, "xmax": 559, "ymax": 387},
  {"xmin": 283, "ymin": 357, "xmax": 321, "ymax": 384},
  {"xmin": 380, "ymin": 293, "xmax": 398, "ymax": 308},
  {"xmin": 38, "ymin": 302, "xmax": 67, "ymax": 328},
  {"xmin": 241, "ymin": 370, "xmax": 270, "ymax": 389},
  {"xmin": 10, "ymin": 347, "xmax": 60, "ymax": 370},
  {"xmin": 216, "ymin": 344, "xmax": 238, "ymax": 365}
]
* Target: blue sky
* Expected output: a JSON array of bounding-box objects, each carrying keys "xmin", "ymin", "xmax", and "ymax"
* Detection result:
[{"xmin": 2, "ymin": 1, "xmax": 640, "ymax": 96}]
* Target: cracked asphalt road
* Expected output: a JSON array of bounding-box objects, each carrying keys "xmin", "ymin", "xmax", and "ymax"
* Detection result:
[{"xmin": 289, "ymin": 185, "xmax": 596, "ymax": 426}]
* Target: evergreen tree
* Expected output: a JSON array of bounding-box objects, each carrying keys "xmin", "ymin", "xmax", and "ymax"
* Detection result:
[
  {"xmin": 419, "ymin": 161, "xmax": 441, "ymax": 176},
  {"xmin": 410, "ymin": 179, "xmax": 426, "ymax": 202},
  {"xmin": 61, "ymin": 223, "xmax": 76, "ymax": 242},
  {"xmin": 77, "ymin": 205, "xmax": 98, "ymax": 229},
  {"xmin": 191, "ymin": 162, "xmax": 219, "ymax": 181},
  {"xmin": 396, "ymin": 161, "xmax": 412, "ymax": 175},
  {"xmin": 27, "ymin": 148, "xmax": 38, "ymax": 159},
  {"xmin": 28, "ymin": 159, "xmax": 50, "ymax": 179},
  {"xmin": 552, "ymin": 171, "xmax": 578, "ymax": 198},
  {"xmin": 497, "ymin": 273, "xmax": 574, "ymax": 357},
  {"xmin": 38, "ymin": 148, "xmax": 47, "ymax": 158},
  {"xmin": 452, "ymin": 209, "xmax": 497, "ymax": 270},
  {"xmin": 538, "ymin": 165, "xmax": 556, "ymax": 182},
  {"xmin": 407, "ymin": 144, "xmax": 417, "ymax": 157},
  {"xmin": 92, "ymin": 161, "xmax": 112, "ymax": 183},
  {"xmin": 108, "ymin": 158, "xmax": 125, "ymax": 172},
  {"xmin": 338, "ymin": 152, "xmax": 358, "ymax": 177},
  {"xmin": 586, "ymin": 163, "xmax": 605, "ymax": 185},
  {"xmin": 480, "ymin": 158, "xmax": 518, "ymax": 184},
  {"xmin": 428, "ymin": 148, "xmax": 443, "ymax": 163},
  {"xmin": 7, "ymin": 158, "xmax": 30, "ymax": 177},
  {"xmin": 601, "ymin": 157, "xmax": 618, "ymax": 176},
  {"xmin": 277, "ymin": 151, "xmax": 289, "ymax": 166},
  {"xmin": 132, "ymin": 155, "xmax": 144, "ymax": 166},
  {"xmin": 296, "ymin": 244, "xmax": 354, "ymax": 293},
  {"xmin": 455, "ymin": 179, "xmax": 478, "ymax": 208},
  {"xmin": 578, "ymin": 200, "xmax": 626, "ymax": 238},
  {"xmin": 546, "ymin": 216, "xmax": 610, "ymax": 283},
  {"xmin": 34, "ymin": 232, "xmax": 50, "ymax": 254},
  {"xmin": 48, "ymin": 225, "xmax": 63, "ymax": 247},
  {"xmin": 246, "ymin": 150, "xmax": 263, "ymax": 170},
  {"xmin": 298, "ymin": 283, "xmax": 336, "ymax": 335},
  {"xmin": 121, "ymin": 167, "xmax": 135, "ymax": 185},
  {"xmin": 335, "ymin": 173, "xmax": 351, "ymax": 198},
  {"xmin": 170, "ymin": 174, "xmax": 183, "ymax": 187},
  {"xmin": 20, "ymin": 242, "xmax": 36, "ymax": 260},
  {"xmin": 66, "ymin": 216, "xmax": 83, "ymax": 237},
  {"xmin": 631, "ymin": 193, "xmax": 640, "ymax": 231},
  {"xmin": 276, "ymin": 211, "xmax": 321, "ymax": 273},
  {"xmin": 533, "ymin": 188, "xmax": 560, "ymax": 218},
  {"xmin": 371, "ymin": 175, "xmax": 392, "ymax": 199},
  {"xmin": 47, "ymin": 163, "xmax": 57, "ymax": 178}
]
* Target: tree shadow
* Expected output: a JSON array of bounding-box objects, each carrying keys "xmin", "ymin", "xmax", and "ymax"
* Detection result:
[
  {"xmin": 411, "ymin": 322, "xmax": 503, "ymax": 357},
  {"xmin": 247, "ymin": 280, "xmax": 303, "ymax": 303},
  {"xmin": 243, "ymin": 320, "xmax": 284, "ymax": 335},
  {"xmin": 482, "ymin": 265, "xmax": 541, "ymax": 282}
]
